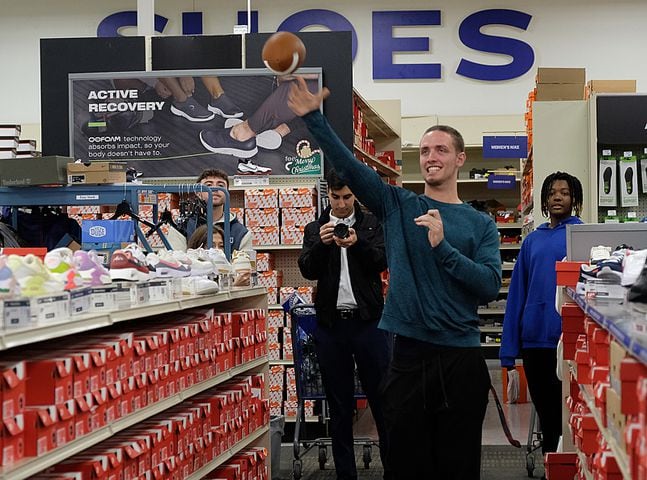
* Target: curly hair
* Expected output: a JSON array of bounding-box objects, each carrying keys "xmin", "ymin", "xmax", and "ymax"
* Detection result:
[{"xmin": 540, "ymin": 171, "xmax": 583, "ymax": 217}]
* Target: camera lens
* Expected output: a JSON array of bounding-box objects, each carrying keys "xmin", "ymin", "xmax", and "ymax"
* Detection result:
[{"xmin": 333, "ymin": 223, "xmax": 350, "ymax": 239}]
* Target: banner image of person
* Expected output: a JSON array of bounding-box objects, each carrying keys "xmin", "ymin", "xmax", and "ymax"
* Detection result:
[{"xmin": 69, "ymin": 69, "xmax": 323, "ymax": 178}]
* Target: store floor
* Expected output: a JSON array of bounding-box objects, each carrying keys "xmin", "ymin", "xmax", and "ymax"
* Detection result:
[{"xmin": 276, "ymin": 360, "xmax": 545, "ymax": 479}]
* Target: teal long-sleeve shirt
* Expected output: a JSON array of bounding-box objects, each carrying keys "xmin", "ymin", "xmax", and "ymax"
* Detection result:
[{"xmin": 303, "ymin": 111, "xmax": 502, "ymax": 347}]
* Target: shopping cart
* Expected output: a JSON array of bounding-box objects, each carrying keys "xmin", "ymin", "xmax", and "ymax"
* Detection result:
[
  {"xmin": 289, "ymin": 304, "xmax": 376, "ymax": 480},
  {"xmin": 525, "ymin": 404, "xmax": 543, "ymax": 477}
]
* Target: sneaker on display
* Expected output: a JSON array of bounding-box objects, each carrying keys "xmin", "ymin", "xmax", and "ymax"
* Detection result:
[
  {"xmin": 0, "ymin": 256, "xmax": 17, "ymax": 298},
  {"xmin": 237, "ymin": 160, "xmax": 272, "ymax": 174},
  {"xmin": 186, "ymin": 249, "xmax": 216, "ymax": 276},
  {"xmin": 181, "ymin": 276, "xmax": 220, "ymax": 296},
  {"xmin": 232, "ymin": 250, "xmax": 252, "ymax": 274},
  {"xmin": 170, "ymin": 97, "xmax": 215, "ymax": 122},
  {"xmin": 146, "ymin": 251, "xmax": 191, "ymax": 278},
  {"xmin": 199, "ymin": 128, "xmax": 258, "ymax": 158},
  {"xmin": 109, "ymin": 250, "xmax": 150, "ymax": 282},
  {"xmin": 207, "ymin": 93, "xmax": 243, "ymax": 118},
  {"xmin": 44, "ymin": 247, "xmax": 82, "ymax": 290},
  {"xmin": 7, "ymin": 254, "xmax": 65, "ymax": 297},
  {"xmin": 73, "ymin": 250, "xmax": 111, "ymax": 286}
]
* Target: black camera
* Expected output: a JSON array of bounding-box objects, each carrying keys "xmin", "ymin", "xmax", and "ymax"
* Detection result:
[{"xmin": 333, "ymin": 222, "xmax": 350, "ymax": 239}]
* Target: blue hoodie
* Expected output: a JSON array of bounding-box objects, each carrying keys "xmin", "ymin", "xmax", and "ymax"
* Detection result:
[
  {"xmin": 303, "ymin": 111, "xmax": 501, "ymax": 347},
  {"xmin": 499, "ymin": 216, "xmax": 583, "ymax": 367}
]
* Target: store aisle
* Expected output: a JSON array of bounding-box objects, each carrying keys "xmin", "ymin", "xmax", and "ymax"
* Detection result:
[{"xmin": 277, "ymin": 360, "xmax": 545, "ymax": 479}]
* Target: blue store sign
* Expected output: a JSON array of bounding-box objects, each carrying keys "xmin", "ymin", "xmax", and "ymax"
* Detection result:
[
  {"xmin": 487, "ymin": 174, "xmax": 516, "ymax": 190},
  {"xmin": 482, "ymin": 135, "xmax": 528, "ymax": 158}
]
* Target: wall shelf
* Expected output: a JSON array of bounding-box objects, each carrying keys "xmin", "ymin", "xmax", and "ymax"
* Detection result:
[{"xmin": 0, "ymin": 357, "xmax": 268, "ymax": 480}]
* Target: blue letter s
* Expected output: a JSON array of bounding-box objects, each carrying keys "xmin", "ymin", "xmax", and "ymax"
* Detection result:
[{"xmin": 457, "ymin": 9, "xmax": 534, "ymax": 81}]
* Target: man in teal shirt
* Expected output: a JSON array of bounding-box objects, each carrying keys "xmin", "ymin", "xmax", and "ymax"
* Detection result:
[{"xmin": 287, "ymin": 78, "xmax": 501, "ymax": 479}]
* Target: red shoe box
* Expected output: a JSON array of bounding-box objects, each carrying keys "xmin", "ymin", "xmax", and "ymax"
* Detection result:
[
  {"xmin": 25, "ymin": 356, "xmax": 73, "ymax": 406},
  {"xmin": 90, "ymin": 388, "xmax": 108, "ymax": 431},
  {"xmin": 0, "ymin": 413, "xmax": 24, "ymax": 467},
  {"xmin": 0, "ymin": 361, "xmax": 26, "ymax": 419},
  {"xmin": 594, "ymin": 382, "xmax": 610, "ymax": 427},
  {"xmin": 556, "ymin": 261, "xmax": 587, "ymax": 287},
  {"xmin": 74, "ymin": 393, "xmax": 93, "ymax": 437},
  {"xmin": 620, "ymin": 358, "xmax": 647, "ymax": 415},
  {"xmin": 55, "ymin": 399, "xmax": 75, "ymax": 447},
  {"xmin": 24, "ymin": 405, "xmax": 58, "ymax": 457},
  {"xmin": 132, "ymin": 374, "xmax": 148, "ymax": 411},
  {"xmin": 545, "ymin": 452, "xmax": 578, "ymax": 479},
  {"xmin": 575, "ymin": 348, "xmax": 592, "ymax": 385},
  {"xmin": 52, "ymin": 455, "xmax": 108, "ymax": 479},
  {"xmin": 593, "ymin": 451, "xmax": 621, "ymax": 479},
  {"xmin": 592, "ymin": 328, "xmax": 610, "ymax": 367}
]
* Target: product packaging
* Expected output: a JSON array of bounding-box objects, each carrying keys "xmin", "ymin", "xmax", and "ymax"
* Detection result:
[
  {"xmin": 598, "ymin": 151, "xmax": 617, "ymax": 207},
  {"xmin": 619, "ymin": 152, "xmax": 638, "ymax": 207}
]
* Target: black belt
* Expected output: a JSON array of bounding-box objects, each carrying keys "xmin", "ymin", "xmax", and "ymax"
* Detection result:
[{"xmin": 336, "ymin": 308, "xmax": 358, "ymax": 320}]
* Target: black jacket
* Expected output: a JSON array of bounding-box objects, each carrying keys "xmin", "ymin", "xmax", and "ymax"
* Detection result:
[{"xmin": 298, "ymin": 203, "xmax": 387, "ymax": 327}]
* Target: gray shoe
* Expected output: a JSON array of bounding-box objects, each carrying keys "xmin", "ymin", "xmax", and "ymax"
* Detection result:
[
  {"xmin": 208, "ymin": 93, "xmax": 243, "ymax": 118},
  {"xmin": 170, "ymin": 97, "xmax": 215, "ymax": 122},
  {"xmin": 200, "ymin": 128, "xmax": 258, "ymax": 158}
]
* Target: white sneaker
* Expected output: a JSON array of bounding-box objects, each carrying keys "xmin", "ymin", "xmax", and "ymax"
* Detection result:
[
  {"xmin": 185, "ymin": 249, "xmax": 216, "ymax": 276},
  {"xmin": 590, "ymin": 245, "xmax": 612, "ymax": 264},
  {"xmin": 232, "ymin": 250, "xmax": 252, "ymax": 273},
  {"xmin": 622, "ymin": 249, "xmax": 647, "ymax": 287},
  {"xmin": 146, "ymin": 251, "xmax": 191, "ymax": 278},
  {"xmin": 44, "ymin": 247, "xmax": 82, "ymax": 289},
  {"xmin": 181, "ymin": 276, "xmax": 219, "ymax": 295}
]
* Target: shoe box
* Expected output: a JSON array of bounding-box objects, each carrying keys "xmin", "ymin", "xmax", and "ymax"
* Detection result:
[
  {"xmin": 0, "ymin": 155, "xmax": 74, "ymax": 186},
  {"xmin": 67, "ymin": 161, "xmax": 127, "ymax": 185}
]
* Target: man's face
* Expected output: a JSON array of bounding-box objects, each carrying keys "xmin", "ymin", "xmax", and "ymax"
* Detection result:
[
  {"xmin": 199, "ymin": 176, "xmax": 228, "ymax": 207},
  {"xmin": 329, "ymin": 186, "xmax": 355, "ymax": 219},
  {"xmin": 419, "ymin": 130, "xmax": 466, "ymax": 187}
]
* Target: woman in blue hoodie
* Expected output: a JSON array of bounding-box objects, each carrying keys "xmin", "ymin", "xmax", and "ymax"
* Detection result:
[{"xmin": 500, "ymin": 171, "xmax": 584, "ymax": 453}]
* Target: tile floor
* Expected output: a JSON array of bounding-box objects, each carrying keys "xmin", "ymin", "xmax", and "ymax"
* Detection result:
[{"xmin": 275, "ymin": 361, "xmax": 546, "ymax": 479}]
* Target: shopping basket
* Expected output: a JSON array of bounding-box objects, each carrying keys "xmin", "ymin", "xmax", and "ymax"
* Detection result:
[{"xmin": 289, "ymin": 304, "xmax": 376, "ymax": 480}]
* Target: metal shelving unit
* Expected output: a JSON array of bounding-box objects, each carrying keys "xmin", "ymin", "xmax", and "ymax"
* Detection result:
[
  {"xmin": 0, "ymin": 287, "xmax": 266, "ymax": 351},
  {"xmin": 0, "ymin": 357, "xmax": 267, "ymax": 480}
]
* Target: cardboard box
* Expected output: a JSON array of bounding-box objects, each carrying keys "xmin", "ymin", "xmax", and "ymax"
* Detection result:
[
  {"xmin": 535, "ymin": 83, "xmax": 584, "ymax": 101},
  {"xmin": 536, "ymin": 67, "xmax": 586, "ymax": 84},
  {"xmin": 67, "ymin": 161, "xmax": 127, "ymax": 185},
  {"xmin": 0, "ymin": 155, "xmax": 73, "ymax": 186},
  {"xmin": 587, "ymin": 79, "xmax": 636, "ymax": 94}
]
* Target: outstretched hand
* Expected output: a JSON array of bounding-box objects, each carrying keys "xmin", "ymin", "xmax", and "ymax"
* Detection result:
[{"xmin": 287, "ymin": 77, "xmax": 330, "ymax": 116}]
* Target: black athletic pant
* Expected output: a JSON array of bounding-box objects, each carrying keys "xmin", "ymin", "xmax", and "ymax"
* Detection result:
[
  {"xmin": 314, "ymin": 313, "xmax": 392, "ymax": 480},
  {"xmin": 522, "ymin": 348, "xmax": 562, "ymax": 453},
  {"xmin": 382, "ymin": 336, "xmax": 491, "ymax": 479}
]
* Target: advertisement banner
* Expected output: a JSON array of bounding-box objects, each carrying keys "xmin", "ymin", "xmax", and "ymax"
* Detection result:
[
  {"xmin": 482, "ymin": 135, "xmax": 527, "ymax": 158},
  {"xmin": 69, "ymin": 69, "xmax": 323, "ymax": 179}
]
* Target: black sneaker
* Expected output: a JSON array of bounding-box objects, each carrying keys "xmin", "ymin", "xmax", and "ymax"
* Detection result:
[
  {"xmin": 207, "ymin": 93, "xmax": 244, "ymax": 118},
  {"xmin": 170, "ymin": 97, "xmax": 215, "ymax": 122},
  {"xmin": 199, "ymin": 128, "xmax": 258, "ymax": 158}
]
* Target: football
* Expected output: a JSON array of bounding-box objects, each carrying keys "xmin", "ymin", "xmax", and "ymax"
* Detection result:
[{"xmin": 261, "ymin": 31, "xmax": 306, "ymax": 75}]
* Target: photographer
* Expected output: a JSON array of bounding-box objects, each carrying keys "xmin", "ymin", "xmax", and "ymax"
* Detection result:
[{"xmin": 298, "ymin": 169, "xmax": 392, "ymax": 480}]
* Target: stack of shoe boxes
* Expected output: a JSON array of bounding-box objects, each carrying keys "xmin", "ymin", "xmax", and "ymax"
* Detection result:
[
  {"xmin": 0, "ymin": 124, "xmax": 20, "ymax": 159},
  {"xmin": 534, "ymin": 67, "xmax": 586, "ymax": 101}
]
